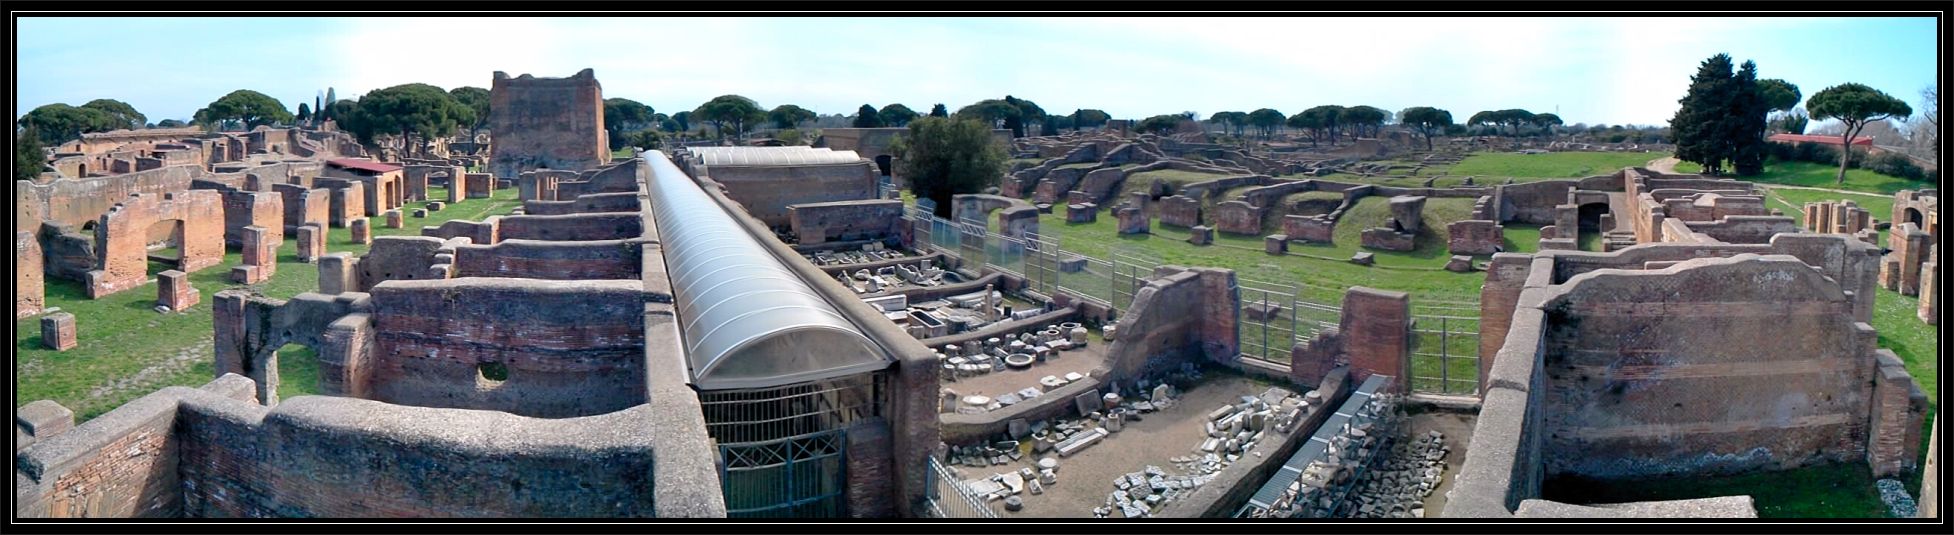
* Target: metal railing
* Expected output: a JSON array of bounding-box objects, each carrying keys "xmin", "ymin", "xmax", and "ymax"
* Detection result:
[
  {"xmin": 924, "ymin": 456, "xmax": 998, "ymax": 518},
  {"xmin": 1411, "ymin": 314, "xmax": 1481, "ymax": 395}
]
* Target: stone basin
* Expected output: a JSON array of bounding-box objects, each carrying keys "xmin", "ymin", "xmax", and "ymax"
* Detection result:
[{"xmin": 1005, "ymin": 353, "xmax": 1036, "ymax": 369}]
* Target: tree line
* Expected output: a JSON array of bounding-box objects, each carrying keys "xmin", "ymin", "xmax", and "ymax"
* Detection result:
[{"xmin": 1669, "ymin": 52, "xmax": 1915, "ymax": 185}]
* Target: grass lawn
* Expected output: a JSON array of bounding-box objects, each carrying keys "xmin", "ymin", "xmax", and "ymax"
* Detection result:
[
  {"xmin": 1446, "ymin": 151, "xmax": 1667, "ymax": 180},
  {"xmin": 1117, "ymin": 169, "xmax": 1233, "ymax": 201},
  {"xmin": 17, "ymin": 186, "xmax": 523, "ymax": 421},
  {"xmin": 1675, "ymin": 158, "xmax": 1927, "ymax": 195},
  {"xmin": 1543, "ymin": 463, "xmax": 1889, "ymax": 518}
]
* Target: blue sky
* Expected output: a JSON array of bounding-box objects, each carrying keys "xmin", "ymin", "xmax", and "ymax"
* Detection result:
[{"xmin": 14, "ymin": 16, "xmax": 1941, "ymax": 128}]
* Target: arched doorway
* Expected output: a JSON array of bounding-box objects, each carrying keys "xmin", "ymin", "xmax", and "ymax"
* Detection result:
[
  {"xmin": 1905, "ymin": 207, "xmax": 1924, "ymax": 228},
  {"xmin": 874, "ymin": 155, "xmax": 893, "ymax": 177}
]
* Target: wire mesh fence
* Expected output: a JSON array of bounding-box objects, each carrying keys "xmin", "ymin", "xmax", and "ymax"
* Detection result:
[{"xmin": 1410, "ymin": 314, "xmax": 1481, "ymax": 395}]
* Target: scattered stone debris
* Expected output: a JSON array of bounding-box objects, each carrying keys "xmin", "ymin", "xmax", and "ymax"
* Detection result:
[{"xmin": 1876, "ymin": 478, "xmax": 1917, "ymax": 518}]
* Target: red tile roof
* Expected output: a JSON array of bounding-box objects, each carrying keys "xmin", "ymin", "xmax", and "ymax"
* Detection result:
[
  {"xmin": 1769, "ymin": 134, "xmax": 1873, "ymax": 146},
  {"xmin": 325, "ymin": 158, "xmax": 404, "ymax": 173}
]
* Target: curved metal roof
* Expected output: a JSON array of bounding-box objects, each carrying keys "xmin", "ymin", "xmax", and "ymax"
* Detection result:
[
  {"xmin": 682, "ymin": 146, "xmax": 864, "ymax": 167},
  {"xmin": 645, "ymin": 150, "xmax": 890, "ymax": 390}
]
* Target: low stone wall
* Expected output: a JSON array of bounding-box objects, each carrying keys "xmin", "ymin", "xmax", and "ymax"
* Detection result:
[
  {"xmin": 497, "ymin": 212, "xmax": 644, "ymax": 242},
  {"xmin": 522, "ymin": 191, "xmax": 642, "ymax": 215},
  {"xmin": 361, "ymin": 278, "xmax": 649, "ymax": 419},
  {"xmin": 788, "ymin": 199, "xmax": 903, "ymax": 245},
  {"xmin": 451, "ymin": 238, "xmax": 647, "ymax": 280},
  {"xmin": 18, "ymin": 231, "xmax": 44, "ymax": 319},
  {"xmin": 1449, "ymin": 249, "xmax": 1924, "ymax": 518},
  {"xmin": 14, "ymin": 374, "xmax": 709, "ymax": 518},
  {"xmin": 1448, "ymin": 220, "xmax": 1504, "ymax": 255},
  {"xmin": 1212, "ymin": 200, "xmax": 1265, "ymax": 235},
  {"xmin": 1158, "ymin": 195, "xmax": 1201, "ymax": 227}
]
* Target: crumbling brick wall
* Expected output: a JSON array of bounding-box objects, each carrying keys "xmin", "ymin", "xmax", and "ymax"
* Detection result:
[
  {"xmin": 15, "ymin": 164, "xmax": 203, "ymax": 234},
  {"xmin": 787, "ymin": 199, "xmax": 902, "ymax": 245},
  {"xmin": 272, "ymin": 184, "xmax": 329, "ymax": 234},
  {"xmin": 18, "ymin": 231, "xmax": 44, "ymax": 319},
  {"xmin": 363, "ymin": 278, "xmax": 649, "ymax": 419},
  {"xmin": 522, "ymin": 192, "xmax": 642, "ymax": 215},
  {"xmin": 706, "ymin": 163, "xmax": 878, "ymax": 227},
  {"xmin": 1537, "ymin": 255, "xmax": 1882, "ymax": 478},
  {"xmin": 1448, "ymin": 220, "xmax": 1505, "ymax": 255},
  {"xmin": 1157, "ymin": 195, "xmax": 1201, "ymax": 227},
  {"xmin": 488, "ymin": 69, "xmax": 609, "ymax": 180},
  {"xmin": 1211, "ymin": 200, "xmax": 1265, "ymax": 235},
  {"xmin": 450, "ymin": 238, "xmax": 646, "ymax": 280},
  {"xmin": 497, "ymin": 212, "xmax": 644, "ymax": 242},
  {"xmin": 17, "ymin": 374, "xmax": 688, "ymax": 518},
  {"xmin": 85, "ymin": 191, "xmax": 226, "ymax": 298}
]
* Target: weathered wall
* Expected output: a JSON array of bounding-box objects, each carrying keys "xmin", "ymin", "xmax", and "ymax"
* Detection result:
[
  {"xmin": 488, "ymin": 69, "xmax": 609, "ymax": 180},
  {"xmin": 450, "ymin": 238, "xmax": 645, "ymax": 280},
  {"xmin": 1536, "ymin": 255, "xmax": 1880, "ymax": 478},
  {"xmin": 18, "ymin": 231, "xmax": 45, "ymax": 319},
  {"xmin": 496, "ymin": 212, "xmax": 644, "ymax": 242},
  {"xmin": 16, "ymin": 374, "xmax": 693, "ymax": 518},
  {"xmin": 522, "ymin": 191, "xmax": 641, "ymax": 215},
  {"xmin": 787, "ymin": 199, "xmax": 903, "ymax": 245},
  {"xmin": 706, "ymin": 163, "xmax": 877, "ymax": 227},
  {"xmin": 86, "ymin": 191, "xmax": 226, "ymax": 298},
  {"xmin": 364, "ymin": 278, "xmax": 648, "ymax": 419},
  {"xmin": 16, "ymin": 165, "xmax": 204, "ymax": 234},
  {"xmin": 272, "ymin": 184, "xmax": 329, "ymax": 234}
]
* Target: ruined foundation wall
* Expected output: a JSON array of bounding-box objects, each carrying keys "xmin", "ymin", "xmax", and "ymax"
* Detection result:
[
  {"xmin": 707, "ymin": 163, "xmax": 878, "ymax": 227},
  {"xmin": 86, "ymin": 190, "xmax": 226, "ymax": 298},
  {"xmin": 521, "ymin": 191, "xmax": 642, "ymax": 215},
  {"xmin": 787, "ymin": 199, "xmax": 903, "ymax": 245},
  {"xmin": 15, "ymin": 165, "xmax": 204, "ymax": 234},
  {"xmin": 364, "ymin": 278, "xmax": 648, "ymax": 419},
  {"xmin": 495, "ymin": 212, "xmax": 644, "ymax": 242},
  {"xmin": 450, "ymin": 238, "xmax": 645, "ymax": 280}
]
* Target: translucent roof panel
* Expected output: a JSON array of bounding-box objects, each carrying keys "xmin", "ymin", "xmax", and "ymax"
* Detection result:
[
  {"xmin": 645, "ymin": 151, "xmax": 891, "ymax": 390},
  {"xmin": 682, "ymin": 146, "xmax": 864, "ymax": 167}
]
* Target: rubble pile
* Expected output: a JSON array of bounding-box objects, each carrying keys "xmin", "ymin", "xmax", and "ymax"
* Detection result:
[
  {"xmin": 937, "ymin": 321, "xmax": 1092, "ymax": 390},
  {"xmin": 1250, "ymin": 392, "xmax": 1407, "ymax": 518},
  {"xmin": 1342, "ymin": 428, "xmax": 1447, "ymax": 518},
  {"xmin": 833, "ymin": 258, "xmax": 949, "ymax": 294},
  {"xmin": 803, "ymin": 242, "xmax": 907, "ymax": 266}
]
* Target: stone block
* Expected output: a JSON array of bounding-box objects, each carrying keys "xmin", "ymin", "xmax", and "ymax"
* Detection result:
[
  {"xmin": 1265, "ymin": 234, "xmax": 1289, "ymax": 255},
  {"xmin": 1116, "ymin": 206, "xmax": 1149, "ymax": 234},
  {"xmin": 1284, "ymin": 215, "xmax": 1336, "ymax": 243},
  {"xmin": 1447, "ymin": 220, "xmax": 1504, "ymax": 255},
  {"xmin": 385, "ymin": 209, "xmax": 405, "ymax": 228},
  {"xmin": 157, "ymin": 270, "xmax": 199, "ymax": 311},
  {"xmin": 1350, "ymin": 252, "xmax": 1375, "ymax": 266},
  {"xmin": 41, "ymin": 312, "xmax": 76, "ymax": 351},
  {"xmin": 1067, "ymin": 203, "xmax": 1097, "ymax": 223},
  {"xmin": 1057, "ymin": 254, "xmax": 1088, "ymax": 273},
  {"xmin": 296, "ymin": 224, "xmax": 326, "ymax": 263},
  {"xmin": 350, "ymin": 218, "xmax": 372, "ymax": 245},
  {"xmin": 413, "ymin": 209, "xmax": 430, "ymax": 218},
  {"xmin": 1445, "ymin": 255, "xmax": 1475, "ymax": 272},
  {"xmin": 1361, "ymin": 227, "xmax": 1415, "ymax": 251},
  {"xmin": 1388, "ymin": 195, "xmax": 1427, "ymax": 233},
  {"xmin": 1244, "ymin": 301, "xmax": 1283, "ymax": 321},
  {"xmin": 16, "ymin": 399, "xmax": 74, "ymax": 439},
  {"xmin": 18, "ymin": 231, "xmax": 44, "ymax": 319},
  {"xmin": 1189, "ymin": 225, "xmax": 1214, "ymax": 245},
  {"xmin": 427, "ymin": 201, "xmax": 446, "ymax": 212}
]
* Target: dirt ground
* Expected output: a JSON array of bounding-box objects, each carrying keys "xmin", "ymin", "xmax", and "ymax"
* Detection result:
[
  {"xmin": 973, "ymin": 374, "xmax": 1292, "ymax": 518},
  {"xmin": 1408, "ymin": 410, "xmax": 1477, "ymax": 516},
  {"xmin": 944, "ymin": 343, "xmax": 1109, "ymax": 401}
]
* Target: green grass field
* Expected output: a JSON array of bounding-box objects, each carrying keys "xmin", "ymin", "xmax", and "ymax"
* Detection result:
[
  {"xmin": 1446, "ymin": 151, "xmax": 1666, "ymax": 179},
  {"xmin": 1673, "ymin": 158, "xmax": 1927, "ymax": 195},
  {"xmin": 1543, "ymin": 463, "xmax": 1889, "ymax": 518},
  {"xmin": 16, "ymin": 186, "xmax": 523, "ymax": 421}
]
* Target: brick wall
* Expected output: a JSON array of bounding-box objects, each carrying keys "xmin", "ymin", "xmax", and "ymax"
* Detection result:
[
  {"xmin": 18, "ymin": 231, "xmax": 44, "ymax": 319},
  {"xmin": 787, "ymin": 199, "xmax": 902, "ymax": 245},
  {"xmin": 488, "ymin": 69, "xmax": 609, "ymax": 180},
  {"xmin": 522, "ymin": 192, "xmax": 642, "ymax": 215},
  {"xmin": 365, "ymin": 278, "xmax": 648, "ymax": 418},
  {"xmin": 85, "ymin": 190, "xmax": 226, "ymax": 299},
  {"xmin": 450, "ymin": 238, "xmax": 644, "ymax": 280},
  {"xmin": 496, "ymin": 212, "xmax": 644, "ymax": 242}
]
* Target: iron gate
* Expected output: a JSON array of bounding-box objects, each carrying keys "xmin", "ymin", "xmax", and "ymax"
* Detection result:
[
  {"xmin": 1410, "ymin": 313, "xmax": 1481, "ymax": 395},
  {"xmin": 1110, "ymin": 250, "xmax": 1158, "ymax": 312},
  {"xmin": 1238, "ymin": 279, "xmax": 1300, "ymax": 364},
  {"xmin": 718, "ymin": 430, "xmax": 848, "ymax": 518},
  {"xmin": 924, "ymin": 455, "xmax": 998, "ymax": 518}
]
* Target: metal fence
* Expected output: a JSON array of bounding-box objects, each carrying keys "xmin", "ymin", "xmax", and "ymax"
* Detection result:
[
  {"xmin": 1238, "ymin": 279, "xmax": 1299, "ymax": 364},
  {"xmin": 924, "ymin": 456, "xmax": 998, "ymax": 518},
  {"xmin": 701, "ymin": 373, "xmax": 887, "ymax": 518},
  {"xmin": 1410, "ymin": 313, "xmax": 1481, "ymax": 395}
]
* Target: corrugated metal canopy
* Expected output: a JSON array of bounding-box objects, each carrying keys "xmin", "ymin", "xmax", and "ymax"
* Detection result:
[
  {"xmin": 646, "ymin": 150, "xmax": 890, "ymax": 390},
  {"xmin": 683, "ymin": 146, "xmax": 864, "ymax": 167}
]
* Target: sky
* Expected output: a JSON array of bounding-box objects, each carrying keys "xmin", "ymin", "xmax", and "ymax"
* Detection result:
[{"xmin": 14, "ymin": 16, "xmax": 1942, "ymax": 128}]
